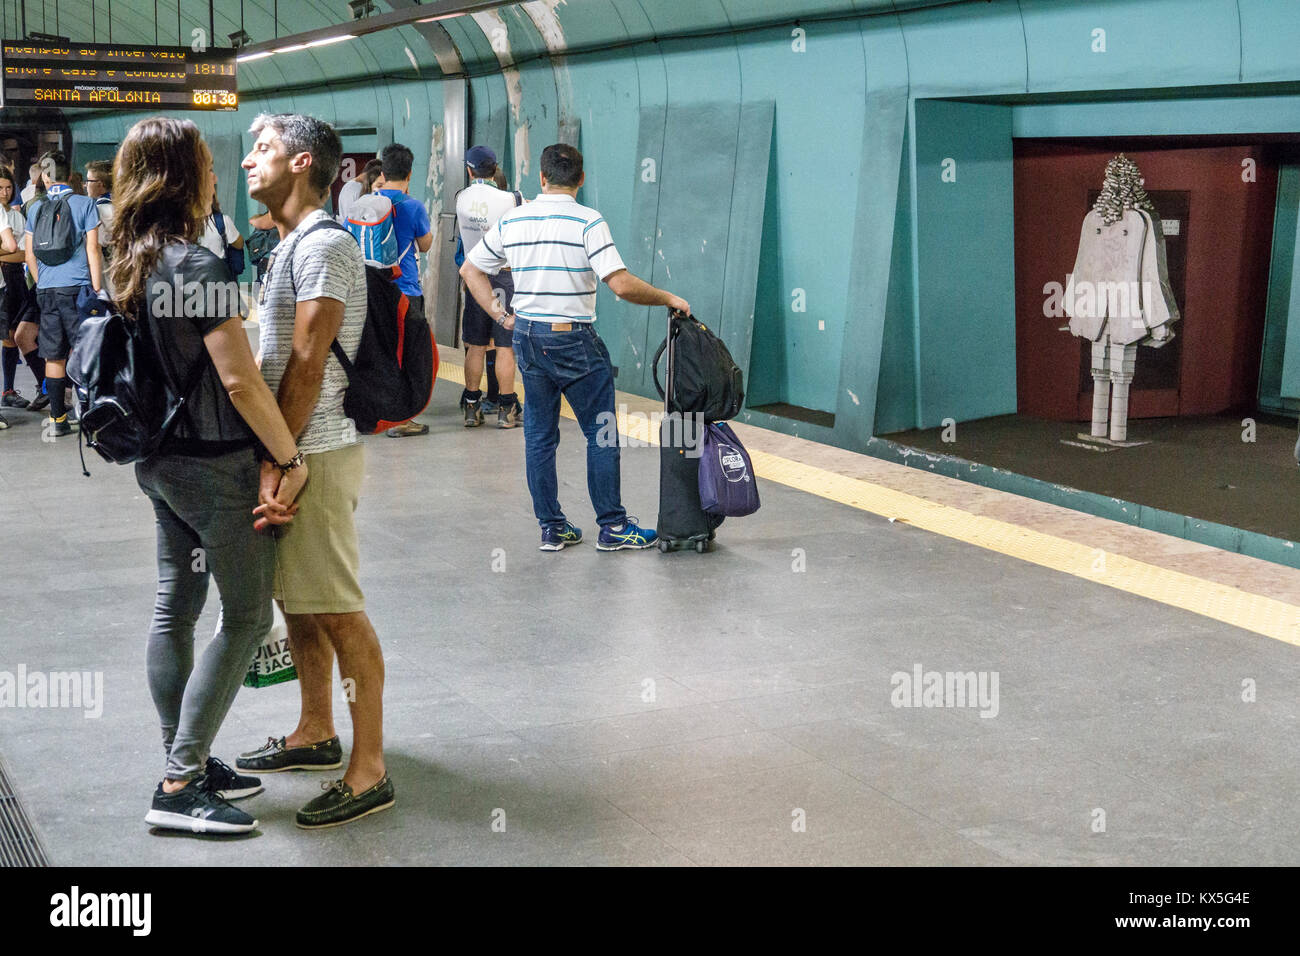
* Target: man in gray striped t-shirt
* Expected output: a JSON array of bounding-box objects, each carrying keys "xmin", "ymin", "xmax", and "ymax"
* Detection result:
[
  {"xmin": 462, "ymin": 143, "xmax": 689, "ymax": 554},
  {"xmin": 236, "ymin": 113, "xmax": 395, "ymax": 831}
]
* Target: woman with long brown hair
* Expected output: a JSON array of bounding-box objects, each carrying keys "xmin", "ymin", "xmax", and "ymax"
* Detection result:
[{"xmin": 113, "ymin": 116, "xmax": 307, "ymax": 834}]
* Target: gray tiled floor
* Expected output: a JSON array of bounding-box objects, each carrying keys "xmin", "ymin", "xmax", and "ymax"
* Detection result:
[{"xmin": 2, "ymin": 369, "xmax": 1299, "ymax": 865}]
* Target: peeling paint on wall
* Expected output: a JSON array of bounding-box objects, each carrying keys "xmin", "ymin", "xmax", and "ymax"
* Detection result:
[
  {"xmin": 423, "ymin": 122, "xmax": 447, "ymax": 303},
  {"xmin": 427, "ymin": 123, "xmax": 445, "ymax": 203},
  {"xmin": 472, "ymin": 9, "xmax": 529, "ymax": 185},
  {"xmin": 513, "ymin": 124, "xmax": 531, "ymax": 187},
  {"xmin": 521, "ymin": 0, "xmax": 567, "ymax": 45},
  {"xmin": 521, "ymin": 0, "xmax": 577, "ymax": 145}
]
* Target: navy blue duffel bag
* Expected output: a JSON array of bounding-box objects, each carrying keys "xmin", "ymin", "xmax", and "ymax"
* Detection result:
[{"xmin": 698, "ymin": 421, "xmax": 760, "ymax": 517}]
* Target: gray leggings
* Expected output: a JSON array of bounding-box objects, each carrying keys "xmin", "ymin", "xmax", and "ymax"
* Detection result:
[{"xmin": 135, "ymin": 449, "xmax": 274, "ymax": 781}]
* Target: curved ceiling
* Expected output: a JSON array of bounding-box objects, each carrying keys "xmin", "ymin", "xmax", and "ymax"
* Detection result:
[{"xmin": 0, "ymin": 0, "xmax": 980, "ymax": 98}]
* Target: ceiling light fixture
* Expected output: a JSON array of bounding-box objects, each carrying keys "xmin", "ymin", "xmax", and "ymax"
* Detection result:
[{"xmin": 306, "ymin": 34, "xmax": 356, "ymax": 48}]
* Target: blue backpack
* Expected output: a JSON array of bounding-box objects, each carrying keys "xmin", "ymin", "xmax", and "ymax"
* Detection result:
[{"xmin": 343, "ymin": 192, "xmax": 410, "ymax": 270}]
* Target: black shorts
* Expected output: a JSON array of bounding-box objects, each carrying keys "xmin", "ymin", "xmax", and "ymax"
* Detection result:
[
  {"xmin": 1, "ymin": 267, "xmax": 36, "ymax": 339},
  {"xmin": 36, "ymin": 286, "xmax": 87, "ymax": 361},
  {"xmin": 462, "ymin": 271, "xmax": 514, "ymax": 348}
]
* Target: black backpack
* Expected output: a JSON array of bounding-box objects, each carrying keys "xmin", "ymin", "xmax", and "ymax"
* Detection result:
[
  {"xmin": 653, "ymin": 310, "xmax": 744, "ymax": 422},
  {"xmin": 67, "ymin": 305, "xmax": 207, "ymax": 466},
  {"xmin": 297, "ymin": 220, "xmax": 437, "ymax": 433},
  {"xmin": 31, "ymin": 193, "xmax": 79, "ymax": 266},
  {"xmin": 247, "ymin": 227, "xmax": 280, "ymax": 280}
]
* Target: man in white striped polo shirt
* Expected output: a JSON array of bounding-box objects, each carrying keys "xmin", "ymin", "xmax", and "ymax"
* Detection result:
[{"xmin": 461, "ymin": 143, "xmax": 690, "ymax": 553}]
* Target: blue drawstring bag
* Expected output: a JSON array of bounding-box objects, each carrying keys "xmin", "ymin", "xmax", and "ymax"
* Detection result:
[{"xmin": 698, "ymin": 421, "xmax": 760, "ymax": 517}]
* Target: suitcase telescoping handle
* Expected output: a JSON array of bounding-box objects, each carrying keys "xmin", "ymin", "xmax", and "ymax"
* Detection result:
[{"xmin": 652, "ymin": 308, "xmax": 691, "ymax": 411}]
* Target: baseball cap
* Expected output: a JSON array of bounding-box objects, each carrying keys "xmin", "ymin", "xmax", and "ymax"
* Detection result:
[{"xmin": 466, "ymin": 145, "xmax": 497, "ymax": 170}]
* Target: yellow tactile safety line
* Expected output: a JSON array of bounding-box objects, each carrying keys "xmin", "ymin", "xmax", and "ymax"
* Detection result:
[{"xmin": 436, "ymin": 359, "xmax": 1300, "ymax": 645}]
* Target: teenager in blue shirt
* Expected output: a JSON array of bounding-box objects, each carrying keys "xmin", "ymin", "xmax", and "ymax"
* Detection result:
[
  {"xmin": 374, "ymin": 143, "xmax": 431, "ymax": 303},
  {"xmin": 374, "ymin": 143, "xmax": 433, "ymax": 437},
  {"xmin": 24, "ymin": 150, "xmax": 103, "ymax": 436}
]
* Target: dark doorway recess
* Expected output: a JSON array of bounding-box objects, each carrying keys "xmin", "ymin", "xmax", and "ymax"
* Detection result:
[
  {"xmin": 882, "ymin": 136, "xmax": 1300, "ymax": 542},
  {"xmin": 1016, "ymin": 139, "xmax": 1282, "ymax": 422}
]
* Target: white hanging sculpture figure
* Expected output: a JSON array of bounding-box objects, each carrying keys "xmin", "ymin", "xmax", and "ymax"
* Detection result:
[{"xmin": 1064, "ymin": 155, "xmax": 1180, "ymax": 442}]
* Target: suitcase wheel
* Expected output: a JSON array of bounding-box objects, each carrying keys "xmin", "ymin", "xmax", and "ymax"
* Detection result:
[
  {"xmin": 695, "ymin": 539, "xmax": 708, "ymax": 554},
  {"xmin": 657, "ymin": 538, "xmax": 670, "ymax": 553}
]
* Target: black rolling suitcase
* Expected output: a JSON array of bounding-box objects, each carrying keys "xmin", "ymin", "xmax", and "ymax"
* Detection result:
[
  {"xmin": 653, "ymin": 310, "xmax": 730, "ymax": 553},
  {"xmin": 657, "ymin": 411, "xmax": 723, "ymax": 553}
]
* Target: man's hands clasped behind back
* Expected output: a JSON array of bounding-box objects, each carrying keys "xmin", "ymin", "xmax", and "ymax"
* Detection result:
[{"xmin": 253, "ymin": 459, "xmax": 309, "ymax": 532}]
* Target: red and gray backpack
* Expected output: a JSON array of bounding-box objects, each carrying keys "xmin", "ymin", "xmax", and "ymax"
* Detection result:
[{"xmin": 300, "ymin": 219, "xmax": 437, "ymax": 433}]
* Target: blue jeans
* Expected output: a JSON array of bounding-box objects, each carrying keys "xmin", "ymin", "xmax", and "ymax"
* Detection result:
[{"xmin": 512, "ymin": 319, "xmax": 626, "ymax": 529}]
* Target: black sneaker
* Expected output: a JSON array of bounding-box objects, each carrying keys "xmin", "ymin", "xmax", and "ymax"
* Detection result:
[
  {"xmin": 27, "ymin": 391, "xmax": 50, "ymax": 411},
  {"xmin": 205, "ymin": 756, "xmax": 264, "ymax": 800},
  {"xmin": 144, "ymin": 777, "xmax": 258, "ymax": 834},
  {"xmin": 0, "ymin": 389, "xmax": 28, "ymax": 409},
  {"xmin": 45, "ymin": 415, "xmax": 78, "ymax": 437},
  {"xmin": 463, "ymin": 399, "xmax": 484, "ymax": 427},
  {"xmin": 296, "ymin": 775, "xmax": 395, "ymax": 830},
  {"xmin": 236, "ymin": 735, "xmax": 343, "ymax": 773}
]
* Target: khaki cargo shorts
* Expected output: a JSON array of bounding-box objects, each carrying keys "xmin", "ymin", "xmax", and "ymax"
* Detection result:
[{"xmin": 273, "ymin": 442, "xmax": 366, "ymax": 615}]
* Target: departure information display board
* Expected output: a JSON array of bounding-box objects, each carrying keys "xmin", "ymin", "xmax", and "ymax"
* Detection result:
[{"xmin": 0, "ymin": 40, "xmax": 238, "ymax": 110}]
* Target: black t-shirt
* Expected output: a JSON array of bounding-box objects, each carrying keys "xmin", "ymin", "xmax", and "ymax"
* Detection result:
[{"xmin": 140, "ymin": 242, "xmax": 255, "ymax": 456}]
